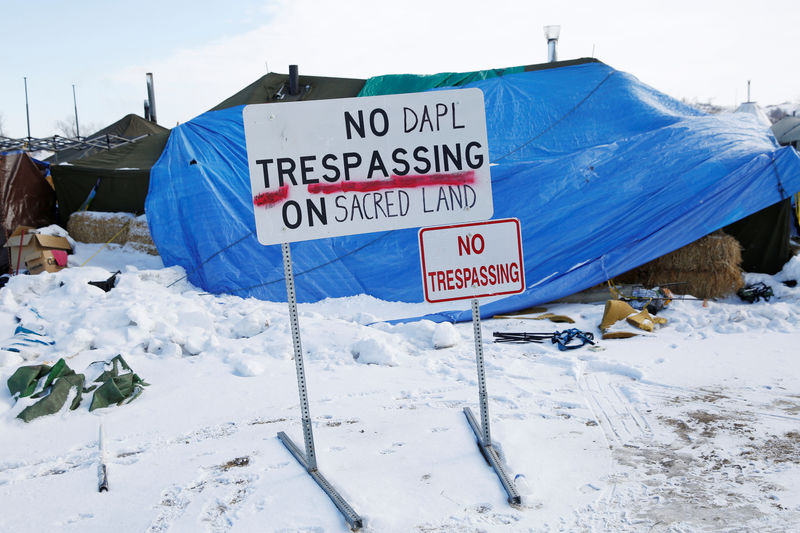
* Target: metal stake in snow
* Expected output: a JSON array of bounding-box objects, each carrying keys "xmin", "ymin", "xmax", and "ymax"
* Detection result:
[
  {"xmin": 276, "ymin": 242, "xmax": 363, "ymax": 530},
  {"xmin": 98, "ymin": 423, "xmax": 109, "ymax": 492}
]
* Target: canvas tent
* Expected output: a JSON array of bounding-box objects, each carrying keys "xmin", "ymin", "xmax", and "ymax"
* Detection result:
[
  {"xmin": 46, "ymin": 114, "xmax": 168, "ymax": 165},
  {"xmin": 145, "ymin": 58, "xmax": 800, "ymax": 322},
  {"xmin": 50, "ymin": 132, "xmax": 169, "ymax": 226},
  {"xmin": 209, "ymin": 72, "xmax": 366, "ymax": 110},
  {"xmin": 1, "ymin": 151, "xmax": 57, "ymax": 272}
]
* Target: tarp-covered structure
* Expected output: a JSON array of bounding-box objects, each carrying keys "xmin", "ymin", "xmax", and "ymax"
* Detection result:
[
  {"xmin": 146, "ymin": 59, "xmax": 800, "ymax": 322},
  {"xmin": 1, "ymin": 152, "xmax": 56, "ymax": 272}
]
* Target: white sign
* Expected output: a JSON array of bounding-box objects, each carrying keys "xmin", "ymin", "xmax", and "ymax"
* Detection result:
[
  {"xmin": 419, "ymin": 218, "xmax": 525, "ymax": 303},
  {"xmin": 243, "ymin": 88, "xmax": 493, "ymax": 245}
]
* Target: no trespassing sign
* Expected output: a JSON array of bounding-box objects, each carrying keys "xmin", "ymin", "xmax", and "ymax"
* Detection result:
[
  {"xmin": 243, "ymin": 88, "xmax": 493, "ymax": 245},
  {"xmin": 419, "ymin": 218, "xmax": 525, "ymax": 303}
]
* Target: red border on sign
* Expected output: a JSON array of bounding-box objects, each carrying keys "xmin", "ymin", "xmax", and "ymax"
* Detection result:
[{"xmin": 418, "ymin": 218, "xmax": 525, "ymax": 303}]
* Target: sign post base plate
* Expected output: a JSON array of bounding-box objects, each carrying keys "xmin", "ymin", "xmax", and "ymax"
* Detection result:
[
  {"xmin": 463, "ymin": 408, "xmax": 521, "ymax": 505},
  {"xmin": 278, "ymin": 431, "xmax": 363, "ymax": 530}
]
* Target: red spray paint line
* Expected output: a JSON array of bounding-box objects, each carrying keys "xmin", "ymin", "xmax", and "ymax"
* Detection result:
[
  {"xmin": 307, "ymin": 171, "xmax": 476, "ymax": 195},
  {"xmin": 253, "ymin": 185, "xmax": 289, "ymax": 207}
]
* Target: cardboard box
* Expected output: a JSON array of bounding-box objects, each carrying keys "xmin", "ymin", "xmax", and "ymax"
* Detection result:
[
  {"xmin": 3, "ymin": 226, "xmax": 72, "ymax": 273},
  {"xmin": 25, "ymin": 250, "xmax": 67, "ymax": 275}
]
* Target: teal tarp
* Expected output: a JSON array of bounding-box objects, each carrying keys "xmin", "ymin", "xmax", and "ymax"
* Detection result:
[{"xmin": 358, "ymin": 66, "xmax": 526, "ymax": 97}]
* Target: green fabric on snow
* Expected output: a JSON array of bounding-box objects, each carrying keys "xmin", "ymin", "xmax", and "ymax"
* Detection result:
[
  {"xmin": 89, "ymin": 355, "xmax": 147, "ymax": 411},
  {"xmin": 17, "ymin": 372, "xmax": 85, "ymax": 423},
  {"xmin": 7, "ymin": 363, "xmax": 52, "ymax": 398},
  {"xmin": 7, "ymin": 355, "xmax": 147, "ymax": 422}
]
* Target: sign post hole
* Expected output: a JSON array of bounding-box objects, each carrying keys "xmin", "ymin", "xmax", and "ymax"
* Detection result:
[
  {"xmin": 419, "ymin": 218, "xmax": 525, "ymax": 505},
  {"xmin": 244, "ymin": 87, "xmax": 493, "ymax": 529}
]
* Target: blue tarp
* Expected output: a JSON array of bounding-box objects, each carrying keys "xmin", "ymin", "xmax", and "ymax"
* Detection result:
[{"xmin": 146, "ymin": 61, "xmax": 800, "ymax": 322}]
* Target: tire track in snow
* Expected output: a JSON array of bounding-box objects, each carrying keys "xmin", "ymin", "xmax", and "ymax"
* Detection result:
[{"xmin": 575, "ymin": 363, "xmax": 652, "ymax": 448}]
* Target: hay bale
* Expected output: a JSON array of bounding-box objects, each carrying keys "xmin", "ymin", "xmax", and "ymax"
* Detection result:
[
  {"xmin": 634, "ymin": 231, "xmax": 742, "ymax": 273},
  {"xmin": 125, "ymin": 216, "xmax": 158, "ymax": 255},
  {"xmin": 616, "ymin": 230, "xmax": 743, "ymax": 299},
  {"xmin": 127, "ymin": 216, "xmax": 155, "ymax": 246},
  {"xmin": 67, "ymin": 212, "xmax": 133, "ymax": 244}
]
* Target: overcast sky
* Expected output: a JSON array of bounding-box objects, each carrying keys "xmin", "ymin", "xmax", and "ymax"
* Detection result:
[{"xmin": 2, "ymin": 0, "xmax": 799, "ymax": 138}]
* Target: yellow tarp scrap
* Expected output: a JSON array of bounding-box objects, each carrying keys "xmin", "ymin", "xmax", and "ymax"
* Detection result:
[{"xmin": 600, "ymin": 299, "xmax": 667, "ymax": 339}]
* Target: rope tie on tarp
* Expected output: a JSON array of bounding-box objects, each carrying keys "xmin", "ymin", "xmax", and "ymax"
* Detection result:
[
  {"xmin": 167, "ymin": 229, "xmax": 255, "ymax": 287},
  {"xmin": 771, "ymin": 153, "xmax": 787, "ymax": 200}
]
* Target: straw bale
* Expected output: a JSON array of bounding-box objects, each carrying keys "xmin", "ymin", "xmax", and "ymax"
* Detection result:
[
  {"xmin": 636, "ymin": 231, "xmax": 742, "ymax": 273},
  {"xmin": 126, "ymin": 217, "xmax": 155, "ymax": 247},
  {"xmin": 67, "ymin": 212, "xmax": 133, "ymax": 244}
]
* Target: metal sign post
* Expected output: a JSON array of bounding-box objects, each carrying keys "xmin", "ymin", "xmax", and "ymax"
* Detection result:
[
  {"xmin": 276, "ymin": 242, "xmax": 362, "ymax": 530},
  {"xmin": 463, "ymin": 296, "xmax": 521, "ymax": 505},
  {"xmin": 418, "ymin": 218, "xmax": 525, "ymax": 505}
]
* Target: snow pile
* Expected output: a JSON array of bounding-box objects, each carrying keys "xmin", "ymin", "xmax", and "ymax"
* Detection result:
[{"xmin": 0, "ymin": 244, "xmax": 799, "ymax": 531}]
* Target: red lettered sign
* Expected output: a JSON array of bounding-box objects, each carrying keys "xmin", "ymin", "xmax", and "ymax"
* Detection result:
[{"xmin": 419, "ymin": 218, "xmax": 525, "ymax": 303}]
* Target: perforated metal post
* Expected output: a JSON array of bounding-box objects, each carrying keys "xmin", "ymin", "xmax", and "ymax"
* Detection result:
[
  {"xmin": 463, "ymin": 296, "xmax": 521, "ymax": 505},
  {"xmin": 277, "ymin": 242, "xmax": 363, "ymax": 529},
  {"xmin": 282, "ymin": 242, "xmax": 317, "ymax": 470},
  {"xmin": 471, "ymin": 297, "xmax": 491, "ymax": 446}
]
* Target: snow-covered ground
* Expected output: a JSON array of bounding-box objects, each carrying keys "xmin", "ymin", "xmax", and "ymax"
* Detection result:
[{"xmin": 1, "ymin": 240, "xmax": 800, "ymax": 532}]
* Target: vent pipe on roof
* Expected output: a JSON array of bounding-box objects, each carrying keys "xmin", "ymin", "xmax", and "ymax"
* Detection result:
[
  {"xmin": 544, "ymin": 25, "xmax": 560, "ymax": 63},
  {"xmin": 146, "ymin": 73, "xmax": 157, "ymax": 124},
  {"xmin": 289, "ymin": 65, "xmax": 299, "ymax": 96}
]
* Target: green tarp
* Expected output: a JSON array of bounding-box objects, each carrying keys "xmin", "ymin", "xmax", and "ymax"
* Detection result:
[{"xmin": 7, "ymin": 355, "xmax": 147, "ymax": 422}]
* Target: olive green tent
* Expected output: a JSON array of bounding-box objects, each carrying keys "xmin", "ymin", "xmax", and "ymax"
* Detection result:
[
  {"xmin": 46, "ymin": 113, "xmax": 168, "ymax": 165},
  {"xmin": 51, "ymin": 72, "xmax": 366, "ymax": 226},
  {"xmin": 50, "ymin": 132, "xmax": 170, "ymax": 225}
]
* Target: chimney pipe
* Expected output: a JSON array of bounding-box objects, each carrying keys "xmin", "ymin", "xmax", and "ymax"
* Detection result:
[
  {"xmin": 146, "ymin": 73, "xmax": 157, "ymax": 123},
  {"xmin": 544, "ymin": 25, "xmax": 561, "ymax": 63},
  {"xmin": 289, "ymin": 64, "xmax": 299, "ymax": 96}
]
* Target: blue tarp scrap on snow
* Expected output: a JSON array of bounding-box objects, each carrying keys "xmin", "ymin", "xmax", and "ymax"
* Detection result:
[{"xmin": 146, "ymin": 61, "xmax": 800, "ymax": 322}]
